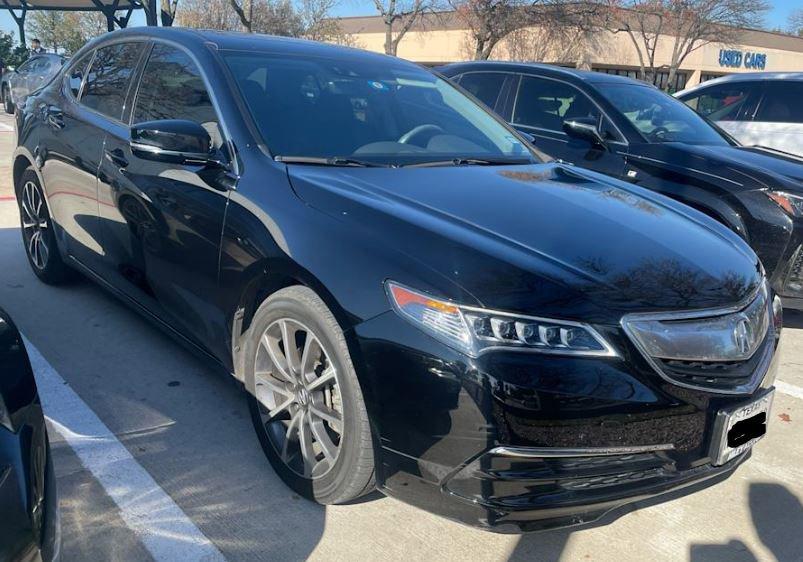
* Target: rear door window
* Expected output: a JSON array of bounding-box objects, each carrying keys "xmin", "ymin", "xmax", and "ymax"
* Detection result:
[
  {"xmin": 80, "ymin": 42, "xmax": 145, "ymax": 121},
  {"xmin": 680, "ymin": 83, "xmax": 760, "ymax": 122},
  {"xmin": 754, "ymin": 81, "xmax": 803, "ymax": 124},
  {"xmin": 457, "ymin": 72, "xmax": 508, "ymax": 110}
]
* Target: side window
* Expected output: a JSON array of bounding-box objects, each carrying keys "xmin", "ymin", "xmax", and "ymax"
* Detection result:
[
  {"xmin": 81, "ymin": 42, "xmax": 145, "ymax": 120},
  {"xmin": 458, "ymin": 72, "xmax": 507, "ymax": 110},
  {"xmin": 680, "ymin": 83, "xmax": 757, "ymax": 122},
  {"xmin": 132, "ymin": 44, "xmax": 220, "ymax": 147},
  {"xmin": 512, "ymin": 75, "xmax": 600, "ymax": 132},
  {"xmin": 754, "ymin": 82, "xmax": 803, "ymax": 124},
  {"xmin": 66, "ymin": 53, "xmax": 93, "ymax": 98},
  {"xmin": 16, "ymin": 58, "xmax": 37, "ymax": 74}
]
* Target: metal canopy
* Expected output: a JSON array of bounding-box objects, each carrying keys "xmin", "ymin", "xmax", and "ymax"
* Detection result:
[
  {"xmin": 0, "ymin": 0, "xmax": 141, "ymax": 9},
  {"xmin": 0, "ymin": 0, "xmax": 157, "ymax": 45}
]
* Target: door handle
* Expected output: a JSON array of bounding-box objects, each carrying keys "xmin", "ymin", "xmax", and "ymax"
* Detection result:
[{"xmin": 104, "ymin": 148, "xmax": 129, "ymax": 169}]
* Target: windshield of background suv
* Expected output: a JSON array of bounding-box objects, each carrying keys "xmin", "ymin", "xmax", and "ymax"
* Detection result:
[
  {"xmin": 596, "ymin": 83, "xmax": 729, "ymax": 145},
  {"xmin": 222, "ymin": 51, "xmax": 538, "ymax": 166}
]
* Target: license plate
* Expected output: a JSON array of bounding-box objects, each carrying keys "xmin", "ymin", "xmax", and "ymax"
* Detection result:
[{"xmin": 710, "ymin": 388, "xmax": 774, "ymax": 466}]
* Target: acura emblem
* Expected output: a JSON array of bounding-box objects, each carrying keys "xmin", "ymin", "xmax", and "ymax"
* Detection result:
[{"xmin": 733, "ymin": 317, "xmax": 753, "ymax": 355}]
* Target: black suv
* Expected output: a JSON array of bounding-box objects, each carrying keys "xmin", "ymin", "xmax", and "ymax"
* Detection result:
[
  {"xmin": 13, "ymin": 29, "xmax": 781, "ymax": 532},
  {"xmin": 440, "ymin": 62, "xmax": 803, "ymax": 309}
]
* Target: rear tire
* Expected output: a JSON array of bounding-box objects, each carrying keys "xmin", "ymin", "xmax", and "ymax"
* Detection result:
[
  {"xmin": 244, "ymin": 286, "xmax": 375, "ymax": 504},
  {"xmin": 3, "ymin": 87, "xmax": 13, "ymax": 114},
  {"xmin": 17, "ymin": 168, "xmax": 75, "ymax": 284}
]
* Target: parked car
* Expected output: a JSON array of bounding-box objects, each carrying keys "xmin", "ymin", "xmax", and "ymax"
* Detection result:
[
  {"xmin": 13, "ymin": 28, "xmax": 782, "ymax": 532},
  {"xmin": 439, "ymin": 62, "xmax": 803, "ymax": 310},
  {"xmin": 0, "ymin": 308, "xmax": 60, "ymax": 561},
  {"xmin": 2, "ymin": 54, "xmax": 67, "ymax": 114},
  {"xmin": 676, "ymin": 73, "xmax": 803, "ymax": 159}
]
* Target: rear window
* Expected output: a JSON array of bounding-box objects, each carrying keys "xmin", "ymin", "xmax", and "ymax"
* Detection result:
[{"xmin": 458, "ymin": 72, "xmax": 507, "ymax": 109}]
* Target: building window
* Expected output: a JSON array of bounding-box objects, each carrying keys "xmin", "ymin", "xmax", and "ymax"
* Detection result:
[
  {"xmin": 700, "ymin": 72, "xmax": 729, "ymax": 83},
  {"xmin": 592, "ymin": 67, "xmax": 688, "ymax": 93}
]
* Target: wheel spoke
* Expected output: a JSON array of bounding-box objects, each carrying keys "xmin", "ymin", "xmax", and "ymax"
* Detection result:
[
  {"xmin": 28, "ymin": 231, "xmax": 38, "ymax": 262},
  {"xmin": 280, "ymin": 410, "xmax": 302, "ymax": 462},
  {"xmin": 298, "ymin": 412, "xmax": 317, "ymax": 476},
  {"xmin": 266, "ymin": 395, "xmax": 295, "ymax": 420},
  {"xmin": 38, "ymin": 236, "xmax": 49, "ymax": 266},
  {"xmin": 309, "ymin": 417, "xmax": 337, "ymax": 463},
  {"xmin": 255, "ymin": 375, "xmax": 294, "ymax": 397},
  {"xmin": 261, "ymin": 333, "xmax": 295, "ymax": 383},
  {"xmin": 281, "ymin": 320, "xmax": 301, "ymax": 375},
  {"xmin": 310, "ymin": 403, "xmax": 342, "ymax": 434},
  {"xmin": 300, "ymin": 334, "xmax": 318, "ymax": 378},
  {"xmin": 307, "ymin": 366, "xmax": 336, "ymax": 392}
]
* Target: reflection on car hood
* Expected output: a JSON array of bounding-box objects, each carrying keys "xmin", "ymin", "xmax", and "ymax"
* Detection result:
[{"xmin": 287, "ymin": 162, "xmax": 761, "ymax": 318}]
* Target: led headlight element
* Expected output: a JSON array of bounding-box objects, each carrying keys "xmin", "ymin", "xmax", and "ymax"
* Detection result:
[{"xmin": 386, "ymin": 281, "xmax": 617, "ymax": 358}]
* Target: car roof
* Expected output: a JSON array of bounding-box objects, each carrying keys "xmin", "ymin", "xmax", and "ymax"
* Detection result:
[
  {"xmin": 92, "ymin": 27, "xmax": 411, "ymax": 68},
  {"xmin": 438, "ymin": 61, "xmax": 655, "ymax": 87},
  {"xmin": 677, "ymin": 71, "xmax": 803, "ymax": 96}
]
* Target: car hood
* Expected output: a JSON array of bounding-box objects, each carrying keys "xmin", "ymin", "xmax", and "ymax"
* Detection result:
[
  {"xmin": 629, "ymin": 142, "xmax": 803, "ymax": 192},
  {"xmin": 287, "ymin": 162, "xmax": 761, "ymax": 319}
]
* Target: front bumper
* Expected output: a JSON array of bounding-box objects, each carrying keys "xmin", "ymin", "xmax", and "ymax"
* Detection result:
[{"xmin": 352, "ymin": 310, "xmax": 780, "ymax": 532}]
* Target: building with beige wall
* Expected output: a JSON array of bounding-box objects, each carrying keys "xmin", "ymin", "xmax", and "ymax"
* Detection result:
[{"xmin": 337, "ymin": 10, "xmax": 803, "ymax": 90}]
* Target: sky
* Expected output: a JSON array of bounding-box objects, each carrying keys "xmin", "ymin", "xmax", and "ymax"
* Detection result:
[{"xmin": 0, "ymin": 0, "xmax": 800, "ymax": 44}]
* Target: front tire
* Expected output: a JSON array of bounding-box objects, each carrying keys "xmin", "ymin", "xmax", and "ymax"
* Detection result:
[
  {"xmin": 17, "ymin": 168, "xmax": 74, "ymax": 284},
  {"xmin": 244, "ymin": 286, "xmax": 375, "ymax": 504}
]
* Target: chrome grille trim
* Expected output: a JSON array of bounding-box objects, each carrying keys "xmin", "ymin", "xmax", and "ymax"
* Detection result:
[{"xmin": 621, "ymin": 282, "xmax": 776, "ymax": 394}]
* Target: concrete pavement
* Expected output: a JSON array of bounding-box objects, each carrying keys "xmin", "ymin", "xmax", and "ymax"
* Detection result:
[{"xmin": 1, "ymin": 110, "xmax": 801, "ymax": 562}]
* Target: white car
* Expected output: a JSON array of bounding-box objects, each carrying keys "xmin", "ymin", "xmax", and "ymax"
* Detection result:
[{"xmin": 676, "ymin": 73, "xmax": 803, "ymax": 159}]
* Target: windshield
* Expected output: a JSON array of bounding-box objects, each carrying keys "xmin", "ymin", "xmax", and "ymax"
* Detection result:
[
  {"xmin": 596, "ymin": 83, "xmax": 729, "ymax": 145},
  {"xmin": 222, "ymin": 51, "xmax": 537, "ymax": 166}
]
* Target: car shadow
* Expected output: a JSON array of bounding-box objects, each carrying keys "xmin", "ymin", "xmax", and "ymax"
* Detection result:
[
  {"xmin": 783, "ymin": 308, "xmax": 803, "ymax": 329},
  {"xmin": 0, "ymin": 226, "xmax": 332, "ymax": 561},
  {"xmin": 689, "ymin": 482, "xmax": 803, "ymax": 561}
]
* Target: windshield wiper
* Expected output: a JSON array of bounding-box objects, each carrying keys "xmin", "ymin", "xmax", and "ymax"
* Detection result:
[
  {"xmin": 274, "ymin": 155, "xmax": 391, "ymax": 168},
  {"xmin": 401, "ymin": 157, "xmax": 531, "ymax": 168}
]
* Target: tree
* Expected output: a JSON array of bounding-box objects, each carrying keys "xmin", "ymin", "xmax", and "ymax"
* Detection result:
[
  {"xmin": 161, "ymin": 0, "xmax": 180, "ymax": 26},
  {"xmin": 26, "ymin": 11, "xmax": 106, "ymax": 55},
  {"xmin": 789, "ymin": 8, "xmax": 803, "ymax": 37},
  {"xmin": 449, "ymin": 0, "xmax": 524, "ymax": 60},
  {"xmin": 371, "ymin": 0, "xmax": 439, "ymax": 56},
  {"xmin": 609, "ymin": 0, "xmax": 769, "ymax": 91},
  {"xmin": 0, "ymin": 31, "xmax": 28, "ymax": 68}
]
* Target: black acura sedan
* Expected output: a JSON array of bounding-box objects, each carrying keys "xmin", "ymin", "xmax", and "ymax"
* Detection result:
[
  {"xmin": 13, "ymin": 28, "xmax": 781, "ymax": 532},
  {"xmin": 0, "ymin": 309, "xmax": 60, "ymax": 561},
  {"xmin": 439, "ymin": 62, "xmax": 803, "ymax": 310}
]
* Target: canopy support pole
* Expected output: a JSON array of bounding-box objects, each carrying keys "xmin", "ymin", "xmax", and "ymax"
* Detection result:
[{"xmin": 1, "ymin": 0, "xmax": 27, "ymax": 46}]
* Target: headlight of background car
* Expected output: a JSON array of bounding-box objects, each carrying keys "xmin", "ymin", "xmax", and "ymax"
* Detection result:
[
  {"xmin": 768, "ymin": 191, "xmax": 803, "ymax": 217},
  {"xmin": 386, "ymin": 281, "xmax": 617, "ymax": 358}
]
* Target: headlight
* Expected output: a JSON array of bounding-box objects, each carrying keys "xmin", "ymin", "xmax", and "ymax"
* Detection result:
[
  {"xmin": 767, "ymin": 191, "xmax": 803, "ymax": 217},
  {"xmin": 385, "ymin": 281, "xmax": 617, "ymax": 358}
]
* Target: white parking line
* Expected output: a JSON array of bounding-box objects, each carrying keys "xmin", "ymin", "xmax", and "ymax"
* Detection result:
[
  {"xmin": 23, "ymin": 336, "xmax": 226, "ymax": 562},
  {"xmin": 0, "ymin": 122, "xmax": 13, "ymax": 132},
  {"xmin": 776, "ymin": 380, "xmax": 803, "ymax": 400}
]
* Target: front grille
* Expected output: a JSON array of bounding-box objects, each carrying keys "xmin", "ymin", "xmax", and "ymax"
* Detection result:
[
  {"xmin": 623, "ymin": 284, "xmax": 775, "ymax": 394},
  {"xmin": 656, "ymin": 334, "xmax": 774, "ymax": 392}
]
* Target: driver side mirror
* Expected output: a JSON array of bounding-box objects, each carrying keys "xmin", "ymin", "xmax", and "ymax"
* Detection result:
[
  {"xmin": 562, "ymin": 117, "xmax": 607, "ymax": 149},
  {"xmin": 130, "ymin": 119, "xmax": 223, "ymax": 167}
]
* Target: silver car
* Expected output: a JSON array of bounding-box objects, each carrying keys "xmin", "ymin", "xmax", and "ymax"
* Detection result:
[
  {"xmin": 2, "ymin": 54, "xmax": 66, "ymax": 114},
  {"xmin": 676, "ymin": 73, "xmax": 803, "ymax": 159}
]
